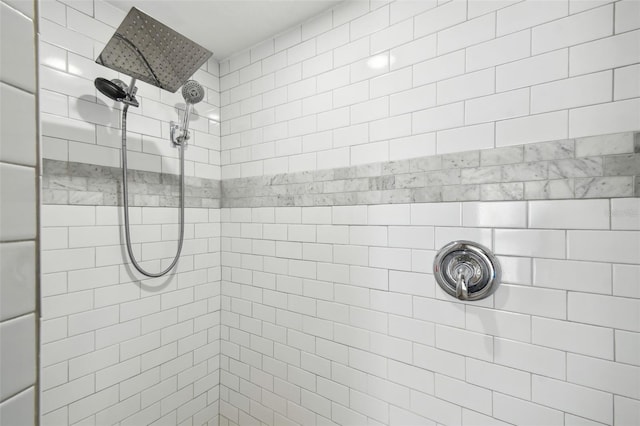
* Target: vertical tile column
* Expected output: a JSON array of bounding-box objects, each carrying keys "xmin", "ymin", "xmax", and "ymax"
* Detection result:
[
  {"xmin": 37, "ymin": 0, "xmax": 221, "ymax": 422},
  {"xmin": 0, "ymin": 0, "xmax": 39, "ymax": 424}
]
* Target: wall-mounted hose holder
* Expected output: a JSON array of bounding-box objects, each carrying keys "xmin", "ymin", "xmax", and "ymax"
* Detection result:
[{"xmin": 433, "ymin": 241, "xmax": 500, "ymax": 301}]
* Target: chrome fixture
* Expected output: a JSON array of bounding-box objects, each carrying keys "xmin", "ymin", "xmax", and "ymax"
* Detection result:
[
  {"xmin": 171, "ymin": 80, "xmax": 205, "ymax": 145},
  {"xmin": 94, "ymin": 7, "xmax": 212, "ymax": 278},
  {"xmin": 94, "ymin": 77, "xmax": 139, "ymax": 107},
  {"xmin": 433, "ymin": 241, "xmax": 501, "ymax": 301},
  {"xmin": 96, "ymin": 7, "xmax": 211, "ymax": 92}
]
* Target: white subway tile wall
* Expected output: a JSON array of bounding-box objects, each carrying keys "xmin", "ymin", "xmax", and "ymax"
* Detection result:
[
  {"xmin": 220, "ymin": 199, "xmax": 640, "ymax": 425},
  {"xmin": 37, "ymin": 0, "xmax": 222, "ymax": 423},
  {"xmin": 40, "ymin": 205, "xmax": 221, "ymax": 425},
  {"xmin": 0, "ymin": 0, "xmax": 38, "ymax": 424},
  {"xmin": 32, "ymin": 0, "xmax": 640, "ymax": 425},
  {"xmin": 219, "ymin": 0, "xmax": 640, "ymax": 178}
]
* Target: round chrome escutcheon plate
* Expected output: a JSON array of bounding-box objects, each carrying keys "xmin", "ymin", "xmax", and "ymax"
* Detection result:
[{"xmin": 433, "ymin": 240, "xmax": 501, "ymax": 301}]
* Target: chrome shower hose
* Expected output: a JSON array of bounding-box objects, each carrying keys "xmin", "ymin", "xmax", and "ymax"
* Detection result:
[{"xmin": 121, "ymin": 104, "xmax": 185, "ymax": 277}]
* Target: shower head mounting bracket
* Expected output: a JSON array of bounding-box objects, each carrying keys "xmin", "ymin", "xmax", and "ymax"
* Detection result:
[{"xmin": 170, "ymin": 121, "xmax": 189, "ymax": 146}]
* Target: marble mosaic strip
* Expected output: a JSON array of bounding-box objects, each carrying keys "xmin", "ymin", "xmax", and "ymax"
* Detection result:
[
  {"xmin": 42, "ymin": 159, "xmax": 221, "ymax": 208},
  {"xmin": 222, "ymin": 132, "xmax": 640, "ymax": 207}
]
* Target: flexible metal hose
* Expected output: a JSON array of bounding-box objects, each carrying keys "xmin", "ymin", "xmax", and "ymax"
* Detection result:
[{"xmin": 121, "ymin": 104, "xmax": 185, "ymax": 277}]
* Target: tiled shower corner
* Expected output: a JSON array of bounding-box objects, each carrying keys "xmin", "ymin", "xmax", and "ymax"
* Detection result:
[{"xmin": 16, "ymin": 0, "xmax": 640, "ymax": 425}]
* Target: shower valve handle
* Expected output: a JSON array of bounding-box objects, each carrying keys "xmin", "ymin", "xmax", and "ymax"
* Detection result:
[{"xmin": 455, "ymin": 269, "xmax": 469, "ymax": 300}]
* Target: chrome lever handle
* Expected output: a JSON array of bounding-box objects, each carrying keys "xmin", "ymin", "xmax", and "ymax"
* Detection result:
[{"xmin": 456, "ymin": 269, "xmax": 469, "ymax": 300}]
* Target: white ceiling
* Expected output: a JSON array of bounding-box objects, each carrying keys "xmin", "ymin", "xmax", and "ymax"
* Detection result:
[{"xmin": 105, "ymin": 0, "xmax": 342, "ymax": 60}]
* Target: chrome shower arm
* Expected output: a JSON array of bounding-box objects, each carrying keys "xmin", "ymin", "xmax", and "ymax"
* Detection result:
[{"xmin": 121, "ymin": 77, "xmax": 139, "ymax": 107}]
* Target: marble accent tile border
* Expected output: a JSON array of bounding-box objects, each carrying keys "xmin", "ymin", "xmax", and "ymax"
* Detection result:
[
  {"xmin": 42, "ymin": 159, "xmax": 221, "ymax": 208},
  {"xmin": 222, "ymin": 132, "xmax": 640, "ymax": 207}
]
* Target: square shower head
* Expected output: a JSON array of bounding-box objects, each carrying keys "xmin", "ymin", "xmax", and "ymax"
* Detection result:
[{"xmin": 96, "ymin": 7, "xmax": 213, "ymax": 93}]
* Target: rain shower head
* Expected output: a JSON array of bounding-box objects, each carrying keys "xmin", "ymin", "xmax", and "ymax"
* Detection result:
[{"xmin": 95, "ymin": 7, "xmax": 212, "ymax": 93}]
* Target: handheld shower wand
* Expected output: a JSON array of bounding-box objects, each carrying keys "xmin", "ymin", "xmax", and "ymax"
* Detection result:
[{"xmin": 171, "ymin": 80, "xmax": 205, "ymax": 145}]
